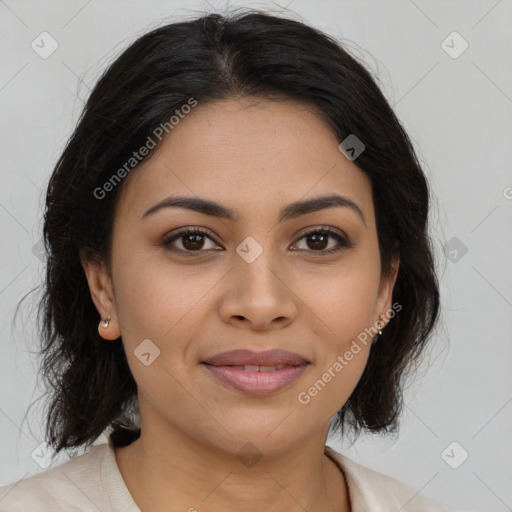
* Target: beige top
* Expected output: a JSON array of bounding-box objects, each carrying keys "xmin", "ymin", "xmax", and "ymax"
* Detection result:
[{"xmin": 0, "ymin": 438, "xmax": 447, "ymax": 511}]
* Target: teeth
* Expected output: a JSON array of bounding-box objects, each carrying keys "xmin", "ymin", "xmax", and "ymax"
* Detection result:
[
  {"xmin": 242, "ymin": 365, "xmax": 286, "ymax": 372},
  {"xmin": 260, "ymin": 365, "xmax": 282, "ymax": 372}
]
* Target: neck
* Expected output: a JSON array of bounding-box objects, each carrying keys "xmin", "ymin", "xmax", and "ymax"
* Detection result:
[{"xmin": 113, "ymin": 422, "xmax": 350, "ymax": 512}]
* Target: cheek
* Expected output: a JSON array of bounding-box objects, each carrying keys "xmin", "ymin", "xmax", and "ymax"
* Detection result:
[
  {"xmin": 296, "ymin": 336, "xmax": 372, "ymax": 422},
  {"xmin": 112, "ymin": 253, "xmax": 214, "ymax": 344},
  {"xmin": 111, "ymin": 255, "xmax": 222, "ymax": 399},
  {"xmin": 295, "ymin": 254, "xmax": 380, "ymax": 340},
  {"xmin": 292, "ymin": 257, "xmax": 377, "ymax": 416}
]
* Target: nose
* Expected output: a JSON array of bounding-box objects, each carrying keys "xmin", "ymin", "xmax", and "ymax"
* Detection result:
[{"xmin": 218, "ymin": 251, "xmax": 298, "ymax": 331}]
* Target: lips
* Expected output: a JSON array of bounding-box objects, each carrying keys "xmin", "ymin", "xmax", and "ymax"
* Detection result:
[
  {"xmin": 201, "ymin": 349, "xmax": 310, "ymax": 395},
  {"xmin": 201, "ymin": 348, "xmax": 309, "ymax": 367}
]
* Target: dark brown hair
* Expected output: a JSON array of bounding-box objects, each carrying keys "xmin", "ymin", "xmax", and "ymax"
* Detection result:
[{"xmin": 21, "ymin": 8, "xmax": 440, "ymax": 453}]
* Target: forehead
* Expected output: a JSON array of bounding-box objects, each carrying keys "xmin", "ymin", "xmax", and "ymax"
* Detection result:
[{"xmin": 116, "ymin": 97, "xmax": 374, "ymax": 225}]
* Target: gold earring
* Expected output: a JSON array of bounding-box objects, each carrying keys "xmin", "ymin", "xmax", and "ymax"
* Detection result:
[
  {"xmin": 101, "ymin": 316, "xmax": 111, "ymax": 328},
  {"xmin": 377, "ymin": 314, "xmax": 384, "ymax": 335}
]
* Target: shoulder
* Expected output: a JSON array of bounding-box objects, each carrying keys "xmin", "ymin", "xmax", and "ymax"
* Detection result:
[
  {"xmin": 0, "ymin": 444, "xmax": 110, "ymax": 512},
  {"xmin": 324, "ymin": 445, "xmax": 448, "ymax": 512}
]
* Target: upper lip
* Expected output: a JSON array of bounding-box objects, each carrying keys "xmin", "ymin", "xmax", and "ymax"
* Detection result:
[{"xmin": 202, "ymin": 349, "xmax": 309, "ymax": 366}]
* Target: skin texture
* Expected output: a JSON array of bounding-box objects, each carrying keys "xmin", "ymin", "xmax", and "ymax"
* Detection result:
[{"xmin": 81, "ymin": 97, "xmax": 400, "ymax": 512}]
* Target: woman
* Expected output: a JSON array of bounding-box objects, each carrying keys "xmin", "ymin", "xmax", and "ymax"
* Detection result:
[{"xmin": 0, "ymin": 8, "xmax": 445, "ymax": 511}]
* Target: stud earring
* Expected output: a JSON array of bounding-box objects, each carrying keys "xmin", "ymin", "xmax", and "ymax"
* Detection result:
[{"xmin": 101, "ymin": 316, "xmax": 111, "ymax": 328}]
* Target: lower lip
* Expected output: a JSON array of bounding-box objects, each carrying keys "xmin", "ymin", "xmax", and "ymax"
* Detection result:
[{"xmin": 201, "ymin": 363, "xmax": 309, "ymax": 395}]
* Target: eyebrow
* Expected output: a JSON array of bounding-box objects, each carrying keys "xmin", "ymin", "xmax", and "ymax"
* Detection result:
[{"xmin": 141, "ymin": 193, "xmax": 366, "ymax": 226}]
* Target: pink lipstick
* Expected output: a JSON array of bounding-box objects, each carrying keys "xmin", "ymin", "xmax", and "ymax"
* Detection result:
[{"xmin": 201, "ymin": 349, "xmax": 310, "ymax": 396}]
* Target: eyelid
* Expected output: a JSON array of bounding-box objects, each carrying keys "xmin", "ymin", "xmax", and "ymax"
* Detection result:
[
  {"xmin": 291, "ymin": 226, "xmax": 354, "ymax": 253},
  {"xmin": 162, "ymin": 226, "xmax": 221, "ymax": 248},
  {"xmin": 298, "ymin": 224, "xmax": 349, "ymax": 240},
  {"xmin": 161, "ymin": 225, "xmax": 354, "ymax": 255}
]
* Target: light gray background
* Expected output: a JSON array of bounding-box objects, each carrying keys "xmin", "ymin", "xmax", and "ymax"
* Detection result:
[{"xmin": 1, "ymin": 1, "xmax": 511, "ymax": 511}]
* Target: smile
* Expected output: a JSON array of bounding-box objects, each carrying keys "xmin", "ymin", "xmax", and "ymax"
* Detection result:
[{"xmin": 201, "ymin": 363, "xmax": 310, "ymax": 395}]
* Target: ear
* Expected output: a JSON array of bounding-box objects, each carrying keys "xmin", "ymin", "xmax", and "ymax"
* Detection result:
[
  {"xmin": 374, "ymin": 254, "xmax": 400, "ymax": 327},
  {"xmin": 80, "ymin": 252, "xmax": 121, "ymax": 340}
]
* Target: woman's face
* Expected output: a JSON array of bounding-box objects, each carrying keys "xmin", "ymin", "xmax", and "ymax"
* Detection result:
[{"xmin": 84, "ymin": 97, "xmax": 399, "ymax": 456}]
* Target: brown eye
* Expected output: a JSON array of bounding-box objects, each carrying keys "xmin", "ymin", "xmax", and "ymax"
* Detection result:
[
  {"xmin": 162, "ymin": 228, "xmax": 221, "ymax": 254},
  {"xmin": 305, "ymin": 232, "xmax": 330, "ymax": 250},
  {"xmin": 180, "ymin": 232, "xmax": 206, "ymax": 250},
  {"xmin": 293, "ymin": 228, "xmax": 353, "ymax": 254}
]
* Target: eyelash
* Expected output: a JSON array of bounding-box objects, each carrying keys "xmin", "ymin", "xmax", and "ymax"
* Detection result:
[{"xmin": 161, "ymin": 226, "xmax": 354, "ymax": 257}]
